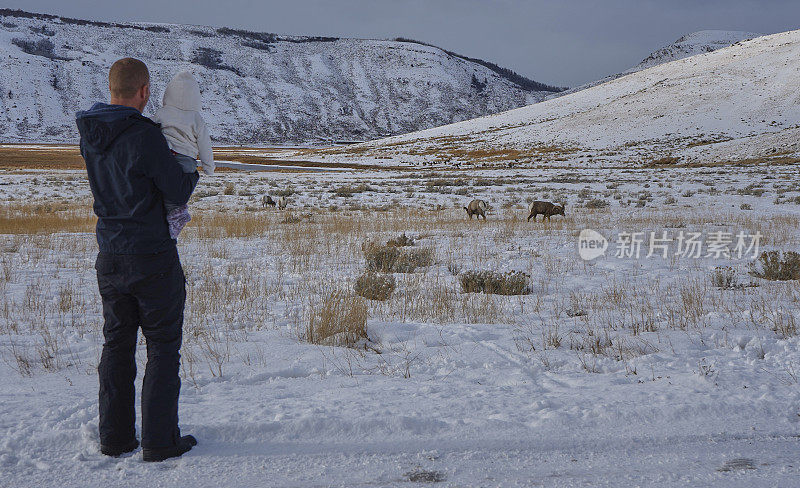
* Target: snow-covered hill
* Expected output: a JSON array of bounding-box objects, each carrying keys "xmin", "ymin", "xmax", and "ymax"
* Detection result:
[
  {"xmin": 549, "ymin": 30, "xmax": 761, "ymax": 100},
  {"xmin": 327, "ymin": 29, "xmax": 800, "ymax": 167},
  {"xmin": 0, "ymin": 9, "xmax": 563, "ymax": 144},
  {"xmin": 633, "ymin": 30, "xmax": 762, "ymax": 71}
]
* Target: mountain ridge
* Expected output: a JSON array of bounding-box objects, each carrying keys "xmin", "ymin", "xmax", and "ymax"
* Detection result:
[
  {"xmin": 324, "ymin": 29, "xmax": 800, "ymax": 168},
  {"xmin": 0, "ymin": 8, "xmax": 561, "ymax": 144},
  {"xmin": 547, "ymin": 30, "xmax": 761, "ymax": 100}
]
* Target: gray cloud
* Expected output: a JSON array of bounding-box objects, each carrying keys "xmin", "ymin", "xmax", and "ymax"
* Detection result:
[{"xmin": 2, "ymin": 0, "xmax": 798, "ymax": 86}]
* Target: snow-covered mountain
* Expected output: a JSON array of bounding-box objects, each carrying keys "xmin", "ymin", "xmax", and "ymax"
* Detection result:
[
  {"xmin": 548, "ymin": 30, "xmax": 762, "ymax": 99},
  {"xmin": 633, "ymin": 30, "xmax": 761, "ymax": 71},
  {"xmin": 325, "ymin": 29, "xmax": 800, "ymax": 167},
  {"xmin": 0, "ymin": 9, "xmax": 564, "ymax": 144}
]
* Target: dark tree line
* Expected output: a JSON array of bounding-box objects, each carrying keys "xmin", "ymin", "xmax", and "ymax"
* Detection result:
[
  {"xmin": 395, "ymin": 37, "xmax": 567, "ymax": 93},
  {"xmin": 191, "ymin": 47, "xmax": 242, "ymax": 76}
]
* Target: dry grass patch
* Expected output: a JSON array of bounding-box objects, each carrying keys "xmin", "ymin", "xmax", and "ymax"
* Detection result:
[
  {"xmin": 354, "ymin": 272, "xmax": 396, "ymax": 301},
  {"xmin": 0, "ymin": 203, "xmax": 96, "ymax": 234},
  {"xmin": 584, "ymin": 198, "xmax": 610, "ymax": 209},
  {"xmin": 647, "ymin": 156, "xmax": 681, "ymax": 166},
  {"xmin": 710, "ymin": 266, "xmax": 739, "ymax": 289},
  {"xmin": 219, "ymin": 152, "xmax": 389, "ymax": 170},
  {"xmin": 386, "ymin": 232, "xmax": 415, "ymax": 247},
  {"xmin": 411, "ymin": 145, "xmax": 575, "ymax": 163},
  {"xmin": 191, "ymin": 211, "xmax": 273, "ymax": 238},
  {"xmin": 0, "ymin": 145, "xmax": 84, "ymax": 169},
  {"xmin": 686, "ymin": 137, "xmax": 733, "ymax": 148},
  {"xmin": 362, "ymin": 241, "xmax": 434, "ymax": 273},
  {"xmin": 459, "ymin": 270, "xmax": 531, "ymax": 296},
  {"xmin": 303, "ymin": 291, "xmax": 369, "ymax": 347},
  {"xmin": 750, "ymin": 251, "xmax": 800, "ymax": 281}
]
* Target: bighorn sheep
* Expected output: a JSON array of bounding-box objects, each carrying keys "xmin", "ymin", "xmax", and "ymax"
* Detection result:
[
  {"xmin": 527, "ymin": 201, "xmax": 565, "ymax": 222},
  {"xmin": 277, "ymin": 196, "xmax": 288, "ymax": 210},
  {"xmin": 261, "ymin": 195, "xmax": 276, "ymax": 208},
  {"xmin": 464, "ymin": 199, "xmax": 488, "ymax": 220}
]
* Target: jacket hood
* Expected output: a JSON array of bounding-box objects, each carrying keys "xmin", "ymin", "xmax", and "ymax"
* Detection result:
[
  {"xmin": 162, "ymin": 71, "xmax": 201, "ymax": 112},
  {"xmin": 75, "ymin": 102, "xmax": 142, "ymax": 151}
]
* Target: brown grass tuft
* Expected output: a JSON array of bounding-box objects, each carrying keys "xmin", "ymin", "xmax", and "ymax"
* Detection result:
[
  {"xmin": 750, "ymin": 251, "xmax": 800, "ymax": 281},
  {"xmin": 304, "ymin": 291, "xmax": 369, "ymax": 347},
  {"xmin": 459, "ymin": 270, "xmax": 530, "ymax": 296},
  {"xmin": 362, "ymin": 241, "xmax": 434, "ymax": 273},
  {"xmin": 354, "ymin": 272, "xmax": 396, "ymax": 301},
  {"xmin": 0, "ymin": 203, "xmax": 96, "ymax": 234}
]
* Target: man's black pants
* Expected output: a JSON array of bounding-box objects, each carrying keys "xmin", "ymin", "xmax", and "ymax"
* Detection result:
[{"xmin": 95, "ymin": 247, "xmax": 186, "ymax": 449}]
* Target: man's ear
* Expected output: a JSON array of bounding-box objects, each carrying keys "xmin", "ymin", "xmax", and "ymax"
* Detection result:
[{"xmin": 139, "ymin": 83, "xmax": 151, "ymax": 109}]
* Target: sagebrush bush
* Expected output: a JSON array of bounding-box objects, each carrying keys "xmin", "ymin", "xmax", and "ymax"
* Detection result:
[
  {"xmin": 710, "ymin": 266, "xmax": 738, "ymax": 289},
  {"xmin": 334, "ymin": 184, "xmax": 372, "ymax": 197},
  {"xmin": 363, "ymin": 242, "xmax": 399, "ymax": 271},
  {"xmin": 387, "ymin": 233, "xmax": 415, "ymax": 247},
  {"xmin": 397, "ymin": 247, "xmax": 434, "ymax": 272},
  {"xmin": 273, "ymin": 187, "xmax": 295, "ymax": 197},
  {"xmin": 447, "ymin": 262, "xmax": 461, "ymax": 276},
  {"xmin": 362, "ymin": 242, "xmax": 433, "ymax": 273},
  {"xmin": 303, "ymin": 291, "xmax": 368, "ymax": 347},
  {"xmin": 585, "ymin": 199, "xmax": 609, "ymax": 209},
  {"xmin": 737, "ymin": 184, "xmax": 766, "ymax": 197},
  {"xmin": 750, "ymin": 251, "xmax": 800, "ymax": 281},
  {"xmin": 354, "ymin": 272, "xmax": 396, "ymax": 301},
  {"xmin": 280, "ymin": 213, "xmax": 303, "ymax": 224},
  {"xmin": 223, "ymin": 182, "xmax": 235, "ymax": 195},
  {"xmin": 650, "ymin": 156, "xmax": 680, "ymax": 165},
  {"xmin": 459, "ymin": 270, "xmax": 530, "ymax": 295}
]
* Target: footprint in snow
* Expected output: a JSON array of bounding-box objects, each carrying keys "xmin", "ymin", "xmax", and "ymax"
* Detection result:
[
  {"xmin": 405, "ymin": 468, "xmax": 446, "ymax": 483},
  {"xmin": 717, "ymin": 458, "xmax": 757, "ymax": 472}
]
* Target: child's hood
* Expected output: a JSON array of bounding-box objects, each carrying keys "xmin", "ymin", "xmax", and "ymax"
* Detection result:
[{"xmin": 162, "ymin": 71, "xmax": 201, "ymax": 112}]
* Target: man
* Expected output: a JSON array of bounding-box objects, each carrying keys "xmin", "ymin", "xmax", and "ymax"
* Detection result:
[{"xmin": 76, "ymin": 58, "xmax": 200, "ymax": 462}]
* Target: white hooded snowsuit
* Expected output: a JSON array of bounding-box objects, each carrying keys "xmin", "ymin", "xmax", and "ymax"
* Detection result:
[{"xmin": 153, "ymin": 71, "xmax": 214, "ymax": 176}]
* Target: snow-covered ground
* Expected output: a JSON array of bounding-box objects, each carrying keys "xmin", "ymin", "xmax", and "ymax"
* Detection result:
[
  {"xmin": 1, "ymin": 164, "xmax": 799, "ymax": 487},
  {"xmin": 311, "ymin": 29, "xmax": 800, "ymax": 169}
]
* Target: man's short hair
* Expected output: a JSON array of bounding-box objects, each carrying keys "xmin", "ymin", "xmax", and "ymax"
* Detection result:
[{"xmin": 109, "ymin": 58, "xmax": 149, "ymax": 99}]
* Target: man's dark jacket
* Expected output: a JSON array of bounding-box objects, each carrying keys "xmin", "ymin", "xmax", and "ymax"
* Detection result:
[{"xmin": 76, "ymin": 103, "xmax": 199, "ymax": 254}]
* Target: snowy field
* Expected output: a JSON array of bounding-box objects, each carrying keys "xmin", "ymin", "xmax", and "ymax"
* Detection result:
[{"xmin": 1, "ymin": 164, "xmax": 800, "ymax": 487}]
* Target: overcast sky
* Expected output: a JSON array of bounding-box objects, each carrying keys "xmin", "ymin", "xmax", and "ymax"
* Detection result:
[{"xmin": 2, "ymin": 0, "xmax": 799, "ymax": 87}]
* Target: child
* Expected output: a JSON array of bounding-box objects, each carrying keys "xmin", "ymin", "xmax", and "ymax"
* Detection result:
[{"xmin": 153, "ymin": 70, "xmax": 214, "ymax": 238}]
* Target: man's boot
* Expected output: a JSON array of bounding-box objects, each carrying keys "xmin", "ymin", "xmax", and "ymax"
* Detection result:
[{"xmin": 142, "ymin": 435, "xmax": 197, "ymax": 462}]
